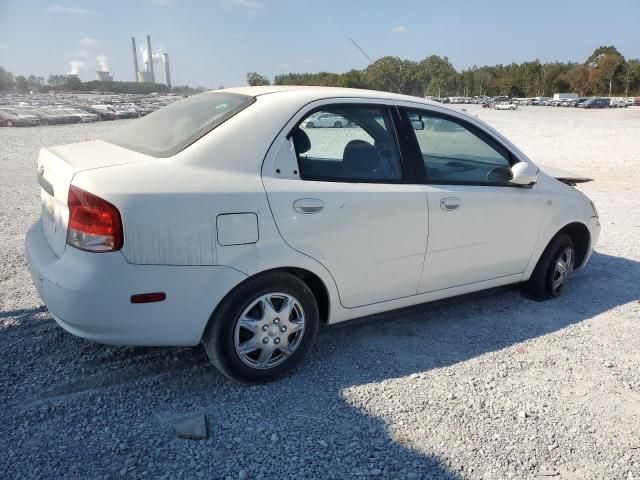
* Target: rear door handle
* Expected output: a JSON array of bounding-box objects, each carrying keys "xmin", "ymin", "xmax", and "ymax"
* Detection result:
[
  {"xmin": 440, "ymin": 197, "xmax": 460, "ymax": 211},
  {"xmin": 293, "ymin": 198, "xmax": 324, "ymax": 214}
]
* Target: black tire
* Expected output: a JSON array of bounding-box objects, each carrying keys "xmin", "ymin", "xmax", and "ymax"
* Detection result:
[
  {"xmin": 202, "ymin": 271, "xmax": 319, "ymax": 384},
  {"xmin": 334, "ymin": 121, "xmax": 342, "ymax": 128},
  {"xmin": 524, "ymin": 233, "xmax": 575, "ymax": 300},
  {"xmin": 306, "ymin": 122, "xmax": 315, "ymax": 128}
]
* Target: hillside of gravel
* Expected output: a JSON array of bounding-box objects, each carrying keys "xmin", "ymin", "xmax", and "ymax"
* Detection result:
[{"xmin": 1, "ymin": 108, "xmax": 639, "ymax": 480}]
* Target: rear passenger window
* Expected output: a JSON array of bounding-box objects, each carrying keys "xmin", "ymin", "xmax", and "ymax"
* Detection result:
[
  {"xmin": 292, "ymin": 106, "xmax": 403, "ymax": 182},
  {"xmin": 406, "ymin": 109, "xmax": 513, "ymax": 184}
]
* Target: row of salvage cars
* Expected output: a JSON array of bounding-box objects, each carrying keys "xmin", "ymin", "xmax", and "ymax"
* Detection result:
[{"xmin": 0, "ymin": 102, "xmax": 162, "ymax": 127}]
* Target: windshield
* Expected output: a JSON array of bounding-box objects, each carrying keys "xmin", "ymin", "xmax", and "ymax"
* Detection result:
[{"xmin": 106, "ymin": 92, "xmax": 255, "ymax": 157}]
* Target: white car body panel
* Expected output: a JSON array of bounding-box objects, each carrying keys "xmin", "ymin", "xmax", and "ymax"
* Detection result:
[{"xmin": 25, "ymin": 86, "xmax": 600, "ymax": 346}]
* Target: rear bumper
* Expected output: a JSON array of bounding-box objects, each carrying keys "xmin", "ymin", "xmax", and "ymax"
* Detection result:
[{"xmin": 26, "ymin": 220, "xmax": 247, "ymax": 346}]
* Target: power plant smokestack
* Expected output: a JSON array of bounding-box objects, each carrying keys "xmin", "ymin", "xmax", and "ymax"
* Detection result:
[
  {"xmin": 146, "ymin": 34, "xmax": 155, "ymax": 83},
  {"xmin": 161, "ymin": 53, "xmax": 171, "ymax": 88},
  {"xmin": 131, "ymin": 37, "xmax": 139, "ymax": 82}
]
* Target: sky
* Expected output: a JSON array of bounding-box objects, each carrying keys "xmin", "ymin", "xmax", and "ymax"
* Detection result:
[{"xmin": 1, "ymin": 0, "xmax": 639, "ymax": 88}]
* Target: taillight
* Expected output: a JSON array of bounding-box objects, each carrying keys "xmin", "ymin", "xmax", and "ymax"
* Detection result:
[{"xmin": 66, "ymin": 185, "xmax": 123, "ymax": 252}]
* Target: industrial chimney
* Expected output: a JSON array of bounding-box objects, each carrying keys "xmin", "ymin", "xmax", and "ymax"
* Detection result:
[
  {"xmin": 131, "ymin": 37, "xmax": 139, "ymax": 82},
  {"xmin": 146, "ymin": 35, "xmax": 155, "ymax": 83},
  {"xmin": 161, "ymin": 53, "xmax": 171, "ymax": 88}
]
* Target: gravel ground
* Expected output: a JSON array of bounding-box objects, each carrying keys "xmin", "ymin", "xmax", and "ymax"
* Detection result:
[{"xmin": 1, "ymin": 108, "xmax": 639, "ymax": 480}]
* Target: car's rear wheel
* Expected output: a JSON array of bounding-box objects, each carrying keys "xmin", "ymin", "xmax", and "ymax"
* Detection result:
[
  {"xmin": 334, "ymin": 121, "xmax": 342, "ymax": 128},
  {"xmin": 306, "ymin": 121, "xmax": 315, "ymax": 128},
  {"xmin": 524, "ymin": 233, "xmax": 575, "ymax": 300},
  {"xmin": 202, "ymin": 271, "xmax": 319, "ymax": 384}
]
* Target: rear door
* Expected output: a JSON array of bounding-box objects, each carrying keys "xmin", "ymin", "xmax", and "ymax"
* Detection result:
[
  {"xmin": 399, "ymin": 106, "xmax": 543, "ymax": 293},
  {"xmin": 262, "ymin": 102, "xmax": 428, "ymax": 308}
]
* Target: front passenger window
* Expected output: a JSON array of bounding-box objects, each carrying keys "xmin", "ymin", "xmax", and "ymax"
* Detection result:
[
  {"xmin": 293, "ymin": 106, "xmax": 403, "ymax": 182},
  {"xmin": 407, "ymin": 110, "xmax": 513, "ymax": 184}
]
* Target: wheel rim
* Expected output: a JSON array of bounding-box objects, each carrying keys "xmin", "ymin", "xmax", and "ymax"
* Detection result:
[
  {"xmin": 552, "ymin": 246, "xmax": 575, "ymax": 293},
  {"xmin": 234, "ymin": 292, "xmax": 305, "ymax": 369}
]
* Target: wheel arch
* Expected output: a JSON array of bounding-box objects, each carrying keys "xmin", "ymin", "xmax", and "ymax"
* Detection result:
[
  {"xmin": 557, "ymin": 221, "xmax": 591, "ymax": 269},
  {"xmin": 204, "ymin": 266, "xmax": 332, "ymax": 340}
]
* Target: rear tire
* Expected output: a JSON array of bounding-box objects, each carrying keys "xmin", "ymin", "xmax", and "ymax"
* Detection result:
[
  {"xmin": 524, "ymin": 233, "xmax": 575, "ymax": 300},
  {"xmin": 306, "ymin": 122, "xmax": 315, "ymax": 128},
  {"xmin": 202, "ymin": 272, "xmax": 319, "ymax": 384}
]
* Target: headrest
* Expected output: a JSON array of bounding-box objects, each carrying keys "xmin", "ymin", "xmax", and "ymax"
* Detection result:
[
  {"xmin": 292, "ymin": 127, "xmax": 311, "ymax": 154},
  {"xmin": 342, "ymin": 140, "xmax": 379, "ymax": 178}
]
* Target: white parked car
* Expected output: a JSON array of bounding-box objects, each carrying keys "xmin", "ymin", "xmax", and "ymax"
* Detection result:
[
  {"xmin": 302, "ymin": 112, "xmax": 348, "ymax": 128},
  {"xmin": 494, "ymin": 102, "xmax": 517, "ymax": 110},
  {"xmin": 26, "ymin": 86, "xmax": 600, "ymax": 383}
]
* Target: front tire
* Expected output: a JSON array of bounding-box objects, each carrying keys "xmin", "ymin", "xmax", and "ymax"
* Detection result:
[
  {"xmin": 524, "ymin": 233, "xmax": 575, "ymax": 300},
  {"xmin": 202, "ymin": 272, "xmax": 319, "ymax": 384}
]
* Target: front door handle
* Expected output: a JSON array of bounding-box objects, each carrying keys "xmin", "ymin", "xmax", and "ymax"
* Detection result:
[
  {"xmin": 293, "ymin": 198, "xmax": 324, "ymax": 214},
  {"xmin": 440, "ymin": 197, "xmax": 460, "ymax": 211}
]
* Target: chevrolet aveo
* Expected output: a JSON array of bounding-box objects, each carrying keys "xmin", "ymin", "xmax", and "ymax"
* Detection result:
[{"xmin": 26, "ymin": 86, "xmax": 601, "ymax": 383}]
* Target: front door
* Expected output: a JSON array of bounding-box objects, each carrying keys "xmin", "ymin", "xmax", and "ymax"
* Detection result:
[
  {"xmin": 263, "ymin": 103, "xmax": 429, "ymax": 308},
  {"xmin": 401, "ymin": 108, "xmax": 542, "ymax": 293}
]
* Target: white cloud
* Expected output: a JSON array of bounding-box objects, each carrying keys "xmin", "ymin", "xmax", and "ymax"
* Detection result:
[
  {"xmin": 391, "ymin": 25, "xmax": 409, "ymax": 33},
  {"xmin": 79, "ymin": 37, "xmax": 104, "ymax": 48},
  {"xmin": 46, "ymin": 5, "xmax": 96, "ymax": 15}
]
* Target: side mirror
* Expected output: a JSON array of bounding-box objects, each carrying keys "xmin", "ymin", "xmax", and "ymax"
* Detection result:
[
  {"xmin": 411, "ymin": 120, "xmax": 425, "ymax": 130},
  {"xmin": 510, "ymin": 161, "xmax": 538, "ymax": 186}
]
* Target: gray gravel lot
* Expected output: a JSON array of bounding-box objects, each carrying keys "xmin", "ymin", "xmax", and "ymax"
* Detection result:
[{"xmin": 1, "ymin": 108, "xmax": 639, "ymax": 480}]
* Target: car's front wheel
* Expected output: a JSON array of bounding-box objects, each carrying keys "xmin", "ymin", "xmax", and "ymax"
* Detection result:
[
  {"xmin": 524, "ymin": 233, "xmax": 575, "ymax": 300},
  {"xmin": 202, "ymin": 272, "xmax": 319, "ymax": 383}
]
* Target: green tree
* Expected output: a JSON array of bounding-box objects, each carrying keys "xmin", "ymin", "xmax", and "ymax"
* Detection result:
[
  {"xmin": 0, "ymin": 66, "xmax": 15, "ymax": 91},
  {"xmin": 246, "ymin": 72, "xmax": 270, "ymax": 86},
  {"xmin": 567, "ymin": 65, "xmax": 592, "ymax": 96},
  {"xmin": 15, "ymin": 75, "xmax": 28, "ymax": 93},
  {"xmin": 622, "ymin": 59, "xmax": 640, "ymax": 96},
  {"xmin": 420, "ymin": 55, "xmax": 456, "ymax": 98}
]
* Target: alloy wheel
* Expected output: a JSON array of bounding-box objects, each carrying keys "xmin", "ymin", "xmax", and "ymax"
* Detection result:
[
  {"xmin": 552, "ymin": 246, "xmax": 574, "ymax": 294},
  {"xmin": 234, "ymin": 293, "xmax": 305, "ymax": 369}
]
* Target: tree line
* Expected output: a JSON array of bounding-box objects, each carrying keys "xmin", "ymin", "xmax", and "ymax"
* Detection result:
[
  {"xmin": 0, "ymin": 68, "xmax": 205, "ymax": 95},
  {"xmin": 253, "ymin": 46, "xmax": 640, "ymax": 98}
]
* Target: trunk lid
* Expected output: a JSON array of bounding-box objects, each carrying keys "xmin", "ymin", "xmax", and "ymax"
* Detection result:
[{"xmin": 37, "ymin": 140, "xmax": 149, "ymax": 257}]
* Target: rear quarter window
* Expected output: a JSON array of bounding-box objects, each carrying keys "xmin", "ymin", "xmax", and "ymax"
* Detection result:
[{"xmin": 106, "ymin": 92, "xmax": 255, "ymax": 158}]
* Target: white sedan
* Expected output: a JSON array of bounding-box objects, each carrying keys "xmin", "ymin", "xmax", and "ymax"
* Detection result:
[
  {"xmin": 494, "ymin": 101, "xmax": 518, "ymax": 110},
  {"xmin": 26, "ymin": 86, "xmax": 600, "ymax": 383}
]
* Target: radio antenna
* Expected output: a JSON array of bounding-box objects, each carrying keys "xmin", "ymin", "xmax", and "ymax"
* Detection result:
[{"xmin": 349, "ymin": 37, "xmax": 401, "ymax": 94}]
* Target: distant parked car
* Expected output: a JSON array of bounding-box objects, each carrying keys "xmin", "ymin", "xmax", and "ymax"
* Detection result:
[
  {"xmin": 634, "ymin": 97, "xmax": 640, "ymax": 106},
  {"xmin": 82, "ymin": 106, "xmax": 116, "ymax": 121},
  {"xmin": 22, "ymin": 108, "xmax": 71, "ymax": 125},
  {"xmin": 302, "ymin": 112, "xmax": 349, "ymax": 128},
  {"xmin": 0, "ymin": 108, "xmax": 40, "ymax": 126},
  {"xmin": 579, "ymin": 98, "xmax": 610, "ymax": 109},
  {"xmin": 570, "ymin": 98, "xmax": 588, "ymax": 107},
  {"xmin": 609, "ymin": 100, "xmax": 628, "ymax": 108},
  {"xmin": 494, "ymin": 102, "xmax": 517, "ymax": 110}
]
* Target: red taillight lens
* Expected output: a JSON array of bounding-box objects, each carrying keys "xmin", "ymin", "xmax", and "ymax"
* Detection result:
[{"xmin": 66, "ymin": 185, "xmax": 123, "ymax": 252}]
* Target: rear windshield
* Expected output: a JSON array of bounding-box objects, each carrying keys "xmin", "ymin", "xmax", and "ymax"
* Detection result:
[{"xmin": 106, "ymin": 92, "xmax": 255, "ymax": 157}]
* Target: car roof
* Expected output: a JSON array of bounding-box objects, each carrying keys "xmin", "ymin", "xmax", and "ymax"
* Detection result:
[{"xmin": 211, "ymin": 85, "xmax": 439, "ymax": 106}]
